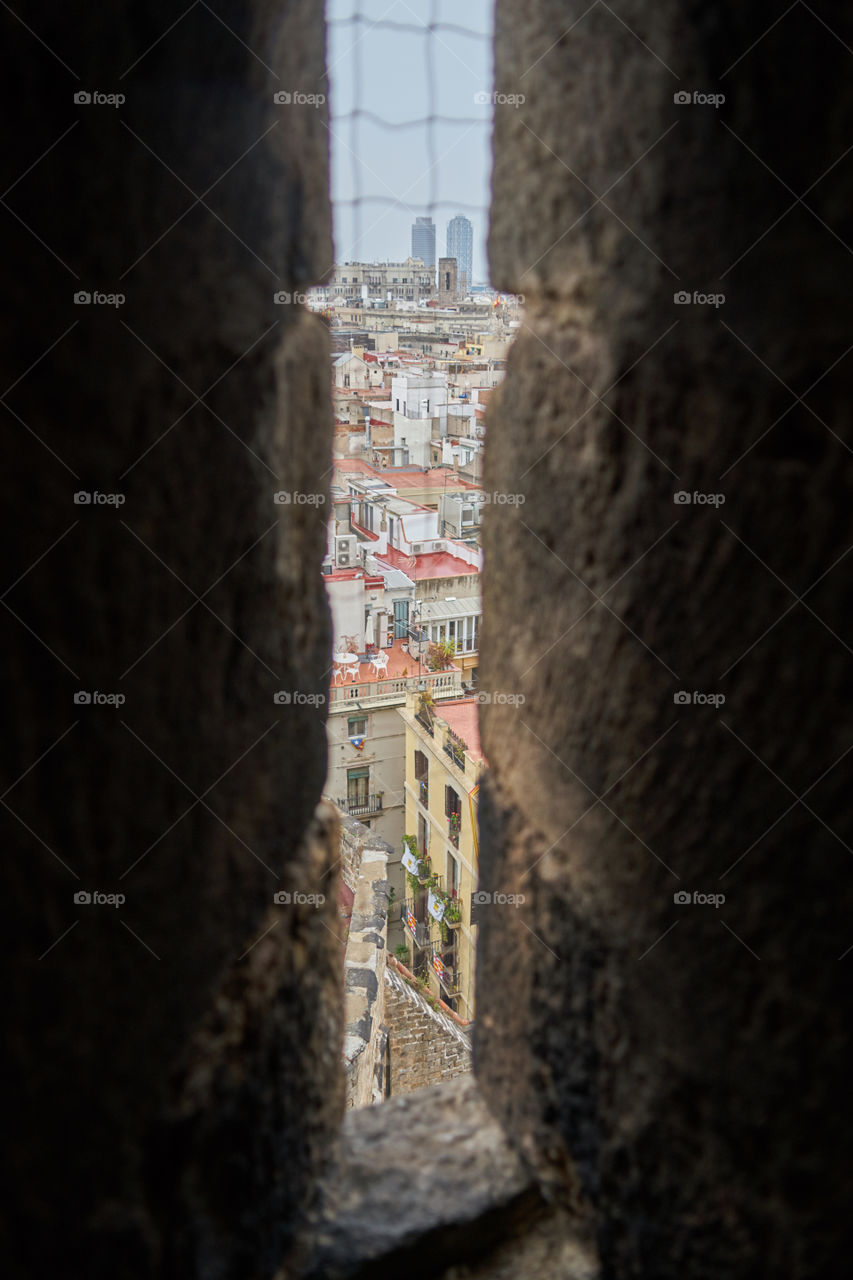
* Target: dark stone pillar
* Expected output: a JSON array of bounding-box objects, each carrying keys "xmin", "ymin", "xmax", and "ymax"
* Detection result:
[
  {"xmin": 479, "ymin": 2, "xmax": 853, "ymax": 1276},
  {"xmin": 1, "ymin": 3, "xmax": 339, "ymax": 1276}
]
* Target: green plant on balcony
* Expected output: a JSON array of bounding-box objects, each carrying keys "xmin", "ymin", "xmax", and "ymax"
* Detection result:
[
  {"xmin": 444, "ymin": 897, "xmax": 462, "ymax": 929},
  {"xmin": 417, "ymin": 856, "xmax": 432, "ymax": 885},
  {"xmin": 416, "ymin": 688, "xmax": 435, "ymax": 723},
  {"xmin": 427, "ymin": 639, "xmax": 456, "ymax": 671},
  {"xmin": 394, "ymin": 942, "xmax": 409, "ymax": 963}
]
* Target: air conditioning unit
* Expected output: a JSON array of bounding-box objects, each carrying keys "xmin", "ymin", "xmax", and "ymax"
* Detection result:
[
  {"xmin": 335, "ymin": 535, "xmax": 356, "ymax": 567},
  {"xmin": 411, "ymin": 543, "xmax": 423, "ymax": 554},
  {"xmin": 433, "ymin": 541, "xmax": 446, "ymax": 552}
]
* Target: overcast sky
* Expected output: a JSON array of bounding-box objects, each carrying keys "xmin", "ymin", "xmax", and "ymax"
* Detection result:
[{"xmin": 326, "ymin": 0, "xmax": 495, "ymax": 281}]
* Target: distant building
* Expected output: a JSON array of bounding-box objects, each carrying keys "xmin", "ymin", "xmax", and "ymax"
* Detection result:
[
  {"xmin": 411, "ymin": 216, "xmax": 436, "ymax": 270},
  {"xmin": 446, "ymin": 215, "xmax": 473, "ymax": 294},
  {"xmin": 311, "ymin": 259, "xmax": 435, "ymax": 308},
  {"xmin": 437, "ymin": 257, "xmax": 459, "ymax": 305}
]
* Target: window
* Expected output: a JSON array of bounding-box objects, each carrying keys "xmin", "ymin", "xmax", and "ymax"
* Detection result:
[
  {"xmin": 348, "ymin": 716, "xmax": 367, "ymax": 737},
  {"xmin": 418, "ymin": 812, "xmax": 429, "ymax": 857},
  {"xmin": 446, "ymin": 852, "xmax": 459, "ymax": 897},
  {"xmin": 343, "ymin": 373, "xmax": 350, "ymax": 387},
  {"xmin": 347, "ymin": 767, "xmax": 369, "ymax": 807}
]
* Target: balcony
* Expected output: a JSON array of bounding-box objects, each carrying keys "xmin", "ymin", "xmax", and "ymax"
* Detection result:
[
  {"xmin": 338, "ymin": 792, "xmax": 383, "ymax": 818},
  {"xmin": 402, "ymin": 901, "xmax": 430, "ymax": 947},
  {"xmin": 431, "ymin": 947, "xmax": 462, "ymax": 997},
  {"xmin": 443, "ymin": 740, "xmax": 466, "ymax": 772},
  {"xmin": 415, "ymin": 712, "xmax": 435, "ymax": 737},
  {"xmin": 447, "ymin": 814, "xmax": 461, "ymax": 848},
  {"xmin": 417, "ymin": 778, "xmax": 429, "ymax": 807}
]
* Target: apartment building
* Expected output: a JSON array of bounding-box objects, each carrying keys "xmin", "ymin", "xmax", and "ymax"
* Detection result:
[{"xmin": 398, "ymin": 692, "xmax": 486, "ymax": 1021}]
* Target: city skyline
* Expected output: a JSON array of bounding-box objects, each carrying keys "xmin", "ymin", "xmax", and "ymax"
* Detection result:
[{"xmin": 326, "ymin": 0, "xmax": 494, "ymax": 279}]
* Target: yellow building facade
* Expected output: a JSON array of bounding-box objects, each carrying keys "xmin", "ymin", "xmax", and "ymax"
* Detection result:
[{"xmin": 397, "ymin": 691, "xmax": 484, "ymax": 1021}]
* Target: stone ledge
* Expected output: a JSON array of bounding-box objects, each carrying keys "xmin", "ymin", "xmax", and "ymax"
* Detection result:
[{"xmin": 298, "ymin": 1075, "xmax": 565, "ymax": 1280}]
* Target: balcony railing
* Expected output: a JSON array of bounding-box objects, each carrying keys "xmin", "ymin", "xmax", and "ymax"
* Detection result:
[
  {"xmin": 416, "ymin": 778, "xmax": 429, "ymax": 806},
  {"xmin": 443, "ymin": 740, "xmax": 466, "ymax": 772},
  {"xmin": 431, "ymin": 946, "xmax": 462, "ymax": 996},
  {"xmin": 415, "ymin": 712, "xmax": 435, "ymax": 737},
  {"xmin": 329, "ymin": 667, "xmax": 462, "ymax": 710},
  {"xmin": 402, "ymin": 901, "xmax": 431, "ymax": 947},
  {"xmin": 447, "ymin": 815, "xmax": 461, "ymax": 848},
  {"xmin": 337, "ymin": 792, "xmax": 383, "ymax": 818}
]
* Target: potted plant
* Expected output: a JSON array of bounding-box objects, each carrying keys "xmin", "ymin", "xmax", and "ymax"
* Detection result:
[
  {"xmin": 394, "ymin": 942, "xmax": 409, "ymax": 963},
  {"xmin": 444, "ymin": 898, "xmax": 462, "ymax": 930},
  {"xmin": 427, "ymin": 639, "xmax": 456, "ymax": 671},
  {"xmin": 417, "ymin": 856, "xmax": 432, "ymax": 885}
]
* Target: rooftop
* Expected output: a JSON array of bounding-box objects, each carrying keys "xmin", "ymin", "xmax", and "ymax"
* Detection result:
[
  {"xmin": 377, "ymin": 546, "xmax": 478, "ymax": 580},
  {"xmin": 433, "ymin": 697, "xmax": 485, "ymax": 765},
  {"xmin": 333, "ymin": 637, "xmax": 459, "ymax": 686}
]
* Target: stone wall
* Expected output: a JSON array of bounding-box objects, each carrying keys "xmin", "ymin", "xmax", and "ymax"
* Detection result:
[
  {"xmin": 384, "ymin": 964, "xmax": 472, "ymax": 1095},
  {"xmin": 1, "ymin": 4, "xmax": 339, "ymax": 1277},
  {"xmin": 343, "ymin": 823, "xmax": 393, "ymax": 1108},
  {"xmin": 477, "ymin": 2, "xmax": 853, "ymax": 1277}
]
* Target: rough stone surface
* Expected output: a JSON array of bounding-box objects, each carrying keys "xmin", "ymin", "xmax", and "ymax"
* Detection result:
[
  {"xmin": 299, "ymin": 1075, "xmax": 568, "ymax": 1280},
  {"xmin": 343, "ymin": 822, "xmax": 393, "ymax": 1108},
  {"xmin": 1, "ymin": 4, "xmax": 338, "ymax": 1278},
  {"xmin": 384, "ymin": 964, "xmax": 472, "ymax": 1095},
  {"xmin": 479, "ymin": 2, "xmax": 853, "ymax": 1277}
]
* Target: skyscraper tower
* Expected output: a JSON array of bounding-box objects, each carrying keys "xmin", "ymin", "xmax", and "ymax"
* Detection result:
[
  {"xmin": 411, "ymin": 216, "xmax": 436, "ymax": 269},
  {"xmin": 446, "ymin": 214, "xmax": 474, "ymax": 294}
]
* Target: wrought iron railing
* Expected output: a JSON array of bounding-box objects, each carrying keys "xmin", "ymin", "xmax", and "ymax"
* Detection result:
[
  {"xmin": 401, "ymin": 900, "xmax": 431, "ymax": 947},
  {"xmin": 337, "ymin": 792, "xmax": 383, "ymax": 818}
]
